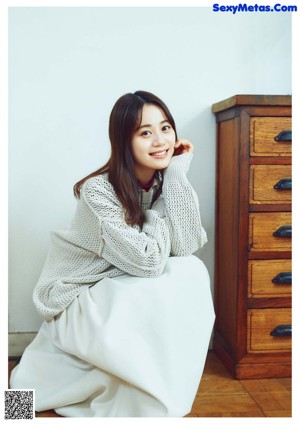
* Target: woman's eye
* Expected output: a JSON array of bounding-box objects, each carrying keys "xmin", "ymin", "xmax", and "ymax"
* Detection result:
[
  {"xmin": 141, "ymin": 130, "xmax": 151, "ymax": 136},
  {"xmin": 162, "ymin": 125, "xmax": 171, "ymax": 131}
]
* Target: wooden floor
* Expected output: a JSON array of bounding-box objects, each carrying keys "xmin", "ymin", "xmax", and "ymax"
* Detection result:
[{"xmin": 8, "ymin": 351, "xmax": 291, "ymax": 418}]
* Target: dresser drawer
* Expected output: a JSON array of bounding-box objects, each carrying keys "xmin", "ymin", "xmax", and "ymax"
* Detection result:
[
  {"xmin": 249, "ymin": 165, "xmax": 292, "ymax": 204},
  {"xmin": 249, "ymin": 212, "xmax": 291, "ymax": 252},
  {"xmin": 248, "ymin": 259, "xmax": 291, "ymax": 297},
  {"xmin": 247, "ymin": 308, "xmax": 291, "ymax": 353},
  {"xmin": 250, "ymin": 117, "xmax": 292, "ymax": 156}
]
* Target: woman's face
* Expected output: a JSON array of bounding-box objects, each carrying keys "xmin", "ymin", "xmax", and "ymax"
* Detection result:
[{"xmin": 131, "ymin": 104, "xmax": 176, "ymax": 184}]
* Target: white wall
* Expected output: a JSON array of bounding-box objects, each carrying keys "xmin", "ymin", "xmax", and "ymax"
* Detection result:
[{"xmin": 9, "ymin": 7, "xmax": 291, "ymax": 332}]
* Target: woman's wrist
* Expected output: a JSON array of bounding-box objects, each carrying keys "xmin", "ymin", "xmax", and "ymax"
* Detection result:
[{"xmin": 163, "ymin": 152, "xmax": 193, "ymax": 183}]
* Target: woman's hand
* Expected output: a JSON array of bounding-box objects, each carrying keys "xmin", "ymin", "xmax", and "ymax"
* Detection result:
[
  {"xmin": 164, "ymin": 138, "xmax": 193, "ymax": 180},
  {"xmin": 173, "ymin": 139, "xmax": 194, "ymax": 156}
]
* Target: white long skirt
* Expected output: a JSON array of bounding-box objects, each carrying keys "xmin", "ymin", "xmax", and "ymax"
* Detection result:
[{"xmin": 10, "ymin": 256, "xmax": 215, "ymax": 417}]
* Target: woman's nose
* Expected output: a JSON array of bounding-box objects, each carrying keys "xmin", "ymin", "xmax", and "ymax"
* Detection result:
[{"xmin": 152, "ymin": 132, "xmax": 165, "ymax": 146}]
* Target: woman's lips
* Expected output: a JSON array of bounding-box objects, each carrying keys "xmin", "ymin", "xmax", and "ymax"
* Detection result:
[{"xmin": 149, "ymin": 149, "xmax": 169, "ymax": 158}]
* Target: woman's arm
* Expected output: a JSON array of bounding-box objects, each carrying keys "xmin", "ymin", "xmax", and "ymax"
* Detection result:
[
  {"xmin": 159, "ymin": 140, "xmax": 207, "ymax": 256},
  {"xmin": 82, "ymin": 176, "xmax": 171, "ymax": 277}
]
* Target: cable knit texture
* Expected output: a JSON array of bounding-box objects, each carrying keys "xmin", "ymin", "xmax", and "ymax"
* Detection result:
[{"xmin": 33, "ymin": 152, "xmax": 207, "ymax": 321}]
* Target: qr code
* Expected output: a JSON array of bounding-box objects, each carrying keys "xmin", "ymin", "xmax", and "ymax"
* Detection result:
[{"xmin": 4, "ymin": 390, "xmax": 34, "ymax": 420}]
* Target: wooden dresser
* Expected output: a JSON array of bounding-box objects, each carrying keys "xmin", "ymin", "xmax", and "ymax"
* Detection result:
[{"xmin": 212, "ymin": 95, "xmax": 292, "ymax": 379}]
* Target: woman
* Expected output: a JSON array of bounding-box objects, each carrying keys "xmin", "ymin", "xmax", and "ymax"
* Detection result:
[{"xmin": 10, "ymin": 90, "xmax": 215, "ymax": 417}]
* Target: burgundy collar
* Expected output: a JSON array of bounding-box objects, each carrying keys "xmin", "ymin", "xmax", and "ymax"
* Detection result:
[{"xmin": 138, "ymin": 176, "xmax": 155, "ymax": 192}]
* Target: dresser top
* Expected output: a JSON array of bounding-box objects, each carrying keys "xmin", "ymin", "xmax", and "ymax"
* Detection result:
[{"xmin": 212, "ymin": 94, "xmax": 292, "ymax": 113}]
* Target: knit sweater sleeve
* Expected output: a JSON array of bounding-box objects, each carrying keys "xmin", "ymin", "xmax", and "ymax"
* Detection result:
[
  {"xmin": 157, "ymin": 152, "xmax": 208, "ymax": 256},
  {"xmin": 81, "ymin": 176, "xmax": 171, "ymax": 278}
]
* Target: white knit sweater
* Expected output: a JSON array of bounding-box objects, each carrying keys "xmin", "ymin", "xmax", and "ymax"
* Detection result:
[{"xmin": 33, "ymin": 152, "xmax": 207, "ymax": 320}]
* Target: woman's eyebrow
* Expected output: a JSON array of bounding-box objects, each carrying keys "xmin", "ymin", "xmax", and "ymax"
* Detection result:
[{"xmin": 138, "ymin": 120, "xmax": 169, "ymax": 130}]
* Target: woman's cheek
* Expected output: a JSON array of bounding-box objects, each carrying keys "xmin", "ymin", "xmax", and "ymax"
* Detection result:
[{"xmin": 169, "ymin": 140, "xmax": 176, "ymax": 156}]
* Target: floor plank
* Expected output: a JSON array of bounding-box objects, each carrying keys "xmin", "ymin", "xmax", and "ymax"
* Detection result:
[
  {"xmin": 188, "ymin": 393, "xmax": 265, "ymax": 417},
  {"xmin": 264, "ymin": 410, "xmax": 292, "ymax": 417},
  {"xmin": 35, "ymin": 410, "xmax": 62, "ymax": 418},
  {"xmin": 239, "ymin": 376, "xmax": 292, "ymax": 416}
]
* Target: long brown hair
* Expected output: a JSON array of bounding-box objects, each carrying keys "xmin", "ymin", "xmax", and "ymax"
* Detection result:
[{"xmin": 73, "ymin": 90, "xmax": 177, "ymax": 226}]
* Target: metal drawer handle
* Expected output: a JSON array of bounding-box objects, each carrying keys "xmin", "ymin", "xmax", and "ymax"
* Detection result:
[
  {"xmin": 274, "ymin": 178, "xmax": 292, "ymax": 190},
  {"xmin": 270, "ymin": 324, "xmax": 292, "ymax": 337},
  {"xmin": 272, "ymin": 272, "xmax": 292, "ymax": 284},
  {"xmin": 274, "ymin": 130, "xmax": 292, "ymax": 142},
  {"xmin": 273, "ymin": 225, "xmax": 292, "ymax": 237}
]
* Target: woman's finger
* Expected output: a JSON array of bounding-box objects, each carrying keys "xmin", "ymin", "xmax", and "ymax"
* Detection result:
[{"xmin": 174, "ymin": 139, "xmax": 194, "ymax": 153}]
